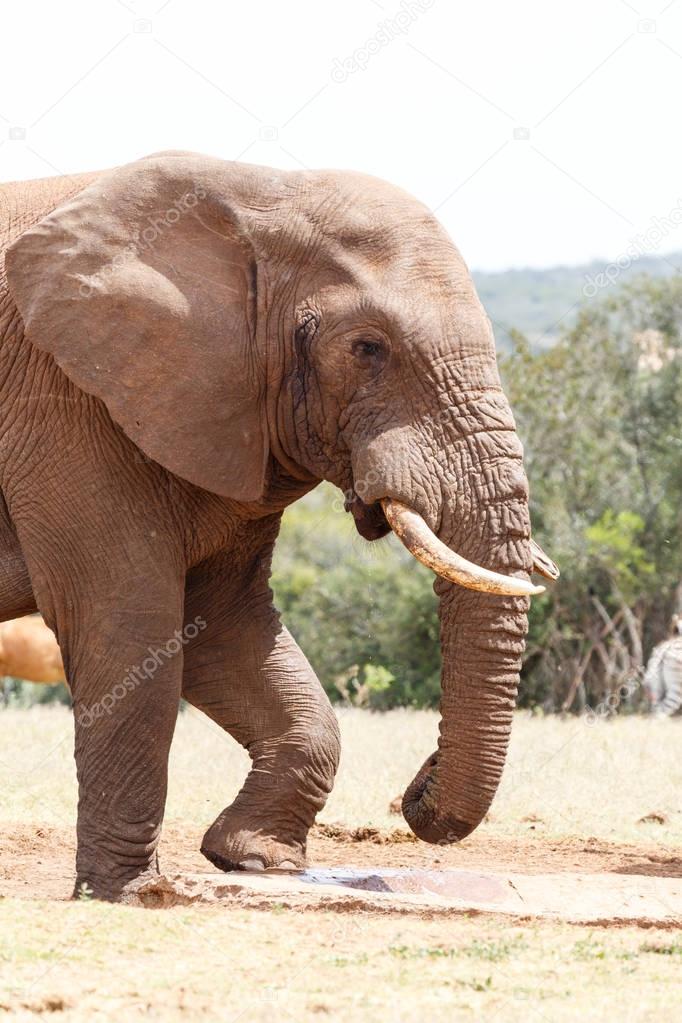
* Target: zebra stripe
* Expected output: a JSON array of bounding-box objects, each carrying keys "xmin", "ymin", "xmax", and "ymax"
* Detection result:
[{"xmin": 644, "ymin": 637, "xmax": 682, "ymax": 715}]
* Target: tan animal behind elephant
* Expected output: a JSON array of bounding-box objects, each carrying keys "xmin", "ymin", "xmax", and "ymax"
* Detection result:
[{"xmin": 0, "ymin": 615, "xmax": 66, "ymax": 685}]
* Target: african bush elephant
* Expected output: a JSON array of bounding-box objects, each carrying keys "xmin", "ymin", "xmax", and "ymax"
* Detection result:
[{"xmin": 0, "ymin": 152, "xmax": 556, "ymax": 900}]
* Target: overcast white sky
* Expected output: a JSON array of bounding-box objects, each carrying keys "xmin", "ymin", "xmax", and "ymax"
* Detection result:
[{"xmin": 1, "ymin": 0, "xmax": 681, "ymax": 271}]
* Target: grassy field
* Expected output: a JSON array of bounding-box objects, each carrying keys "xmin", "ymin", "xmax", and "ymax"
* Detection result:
[
  {"xmin": 0, "ymin": 707, "xmax": 681, "ymax": 1020},
  {"xmin": 3, "ymin": 899, "xmax": 682, "ymax": 1022},
  {"xmin": 4, "ymin": 705, "xmax": 681, "ymax": 843}
]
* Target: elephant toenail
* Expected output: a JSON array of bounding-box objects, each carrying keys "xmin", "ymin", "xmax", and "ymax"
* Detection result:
[
  {"xmin": 277, "ymin": 860, "xmax": 298, "ymax": 870},
  {"xmin": 239, "ymin": 857, "xmax": 265, "ymax": 872}
]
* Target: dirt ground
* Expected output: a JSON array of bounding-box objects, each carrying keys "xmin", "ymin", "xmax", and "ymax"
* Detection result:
[
  {"xmin": 1, "ymin": 707, "xmax": 681, "ymax": 1019},
  {"xmin": 2, "ymin": 821, "xmax": 682, "ymax": 902},
  {"xmin": 2, "ymin": 822, "xmax": 682, "ymax": 1022}
]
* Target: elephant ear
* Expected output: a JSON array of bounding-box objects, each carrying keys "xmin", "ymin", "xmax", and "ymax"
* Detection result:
[{"xmin": 5, "ymin": 154, "xmax": 268, "ymax": 502}]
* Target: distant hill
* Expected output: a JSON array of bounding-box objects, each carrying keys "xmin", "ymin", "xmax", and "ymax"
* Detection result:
[{"xmin": 473, "ymin": 252, "xmax": 682, "ymax": 352}]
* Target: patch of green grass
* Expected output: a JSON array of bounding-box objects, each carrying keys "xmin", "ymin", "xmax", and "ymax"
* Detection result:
[
  {"xmin": 640, "ymin": 939, "xmax": 682, "ymax": 956},
  {"xmin": 389, "ymin": 944, "xmax": 454, "ymax": 960},
  {"xmin": 573, "ymin": 937, "xmax": 608, "ymax": 961},
  {"xmin": 461, "ymin": 937, "xmax": 527, "ymax": 961},
  {"xmin": 388, "ymin": 935, "xmax": 525, "ymax": 963},
  {"xmin": 330, "ymin": 952, "xmax": 369, "ymax": 967},
  {"xmin": 462, "ymin": 975, "xmax": 493, "ymax": 992}
]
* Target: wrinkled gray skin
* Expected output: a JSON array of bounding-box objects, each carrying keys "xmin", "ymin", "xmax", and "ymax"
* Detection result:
[{"xmin": 0, "ymin": 153, "xmax": 532, "ymax": 900}]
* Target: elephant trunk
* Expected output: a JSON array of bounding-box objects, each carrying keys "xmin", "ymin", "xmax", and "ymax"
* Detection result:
[
  {"xmin": 395, "ymin": 438, "xmax": 534, "ymax": 843},
  {"xmin": 356, "ymin": 384, "xmax": 549, "ymax": 843},
  {"xmin": 402, "ymin": 580, "xmax": 529, "ymax": 842}
]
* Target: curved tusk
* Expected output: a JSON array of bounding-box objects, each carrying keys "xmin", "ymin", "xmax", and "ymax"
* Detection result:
[
  {"xmin": 381, "ymin": 498, "xmax": 545, "ymax": 598},
  {"xmin": 530, "ymin": 538, "xmax": 560, "ymax": 581}
]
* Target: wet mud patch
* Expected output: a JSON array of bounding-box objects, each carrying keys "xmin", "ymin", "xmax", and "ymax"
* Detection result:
[{"xmin": 2, "ymin": 822, "xmax": 681, "ymax": 927}]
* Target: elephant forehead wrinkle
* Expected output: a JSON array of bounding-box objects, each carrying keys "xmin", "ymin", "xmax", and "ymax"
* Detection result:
[
  {"xmin": 408, "ymin": 346, "xmax": 501, "ymax": 396},
  {"xmin": 306, "ymin": 190, "xmax": 472, "ymax": 294}
]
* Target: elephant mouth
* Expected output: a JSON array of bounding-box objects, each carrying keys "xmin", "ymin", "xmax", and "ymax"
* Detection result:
[
  {"xmin": 381, "ymin": 498, "xmax": 549, "ymax": 597},
  {"xmin": 346, "ymin": 492, "xmax": 558, "ymax": 595},
  {"xmin": 345, "ymin": 491, "xmax": 391, "ymax": 541}
]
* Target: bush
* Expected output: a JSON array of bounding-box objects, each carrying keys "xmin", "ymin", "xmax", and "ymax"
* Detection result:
[
  {"xmin": 502, "ymin": 274, "xmax": 682, "ymax": 711},
  {"xmin": 272, "ymin": 488, "xmax": 441, "ymax": 708}
]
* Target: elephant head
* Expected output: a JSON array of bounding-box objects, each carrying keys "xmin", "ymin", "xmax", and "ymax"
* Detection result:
[{"xmin": 5, "ymin": 152, "xmax": 557, "ymax": 844}]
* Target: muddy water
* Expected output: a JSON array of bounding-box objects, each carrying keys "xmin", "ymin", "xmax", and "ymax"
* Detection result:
[{"xmin": 296, "ymin": 867, "xmax": 511, "ymax": 903}]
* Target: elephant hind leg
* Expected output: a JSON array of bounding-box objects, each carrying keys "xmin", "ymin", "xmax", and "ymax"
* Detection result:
[
  {"xmin": 182, "ymin": 547, "xmax": 341, "ymax": 872},
  {"xmin": 0, "ymin": 493, "xmax": 36, "ymax": 623}
]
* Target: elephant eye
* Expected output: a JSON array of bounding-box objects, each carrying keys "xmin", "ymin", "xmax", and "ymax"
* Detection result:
[{"xmin": 352, "ymin": 338, "xmax": 385, "ymax": 360}]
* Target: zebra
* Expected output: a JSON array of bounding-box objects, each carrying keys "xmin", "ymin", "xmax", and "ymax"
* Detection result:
[{"xmin": 644, "ymin": 615, "xmax": 682, "ymax": 716}]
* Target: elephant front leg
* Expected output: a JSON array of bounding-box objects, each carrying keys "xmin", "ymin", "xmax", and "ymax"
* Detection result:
[
  {"xmin": 18, "ymin": 543, "xmax": 186, "ymax": 901},
  {"xmin": 70, "ymin": 603, "xmax": 184, "ymax": 900},
  {"xmin": 183, "ymin": 554, "xmax": 341, "ymax": 872}
]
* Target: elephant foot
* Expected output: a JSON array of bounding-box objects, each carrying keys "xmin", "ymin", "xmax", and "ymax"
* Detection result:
[
  {"xmin": 200, "ymin": 817, "xmax": 307, "ymax": 873},
  {"xmin": 73, "ymin": 863, "xmax": 161, "ymax": 903}
]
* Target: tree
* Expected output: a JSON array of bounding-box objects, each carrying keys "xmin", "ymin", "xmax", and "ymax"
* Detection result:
[{"xmin": 501, "ymin": 274, "xmax": 682, "ymax": 712}]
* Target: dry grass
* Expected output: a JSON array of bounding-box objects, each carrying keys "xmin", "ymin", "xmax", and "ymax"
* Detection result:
[
  {"xmin": 2, "ymin": 899, "xmax": 682, "ymax": 1023},
  {"xmin": 1, "ymin": 706, "xmax": 681, "ymax": 1020},
  {"xmin": 3, "ymin": 705, "xmax": 681, "ymax": 843}
]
